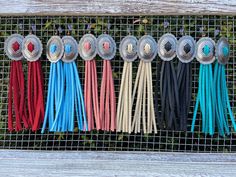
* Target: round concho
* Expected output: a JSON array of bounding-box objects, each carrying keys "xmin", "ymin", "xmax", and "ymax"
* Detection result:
[
  {"xmin": 47, "ymin": 36, "xmax": 64, "ymax": 63},
  {"xmin": 196, "ymin": 37, "xmax": 215, "ymax": 64},
  {"xmin": 216, "ymin": 37, "xmax": 229, "ymax": 65},
  {"xmin": 119, "ymin": 35, "xmax": 138, "ymax": 62},
  {"xmin": 62, "ymin": 36, "xmax": 78, "ymax": 63},
  {"xmin": 97, "ymin": 34, "xmax": 116, "ymax": 60},
  {"xmin": 158, "ymin": 33, "xmax": 177, "ymax": 61},
  {"xmin": 78, "ymin": 34, "xmax": 97, "ymax": 61},
  {"xmin": 176, "ymin": 36, "xmax": 196, "ymax": 63},
  {"xmin": 22, "ymin": 34, "xmax": 43, "ymax": 62},
  {"xmin": 137, "ymin": 35, "xmax": 157, "ymax": 62},
  {"xmin": 4, "ymin": 34, "xmax": 24, "ymax": 61}
]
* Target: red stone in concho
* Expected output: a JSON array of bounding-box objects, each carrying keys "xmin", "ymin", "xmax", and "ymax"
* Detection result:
[
  {"xmin": 12, "ymin": 41, "xmax": 20, "ymax": 52},
  {"xmin": 27, "ymin": 42, "xmax": 34, "ymax": 52}
]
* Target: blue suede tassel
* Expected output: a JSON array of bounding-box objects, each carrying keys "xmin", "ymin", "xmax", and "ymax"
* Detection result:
[
  {"xmin": 41, "ymin": 61, "xmax": 64, "ymax": 133},
  {"xmin": 41, "ymin": 44, "xmax": 87, "ymax": 133},
  {"xmin": 49, "ymin": 61, "xmax": 87, "ymax": 132}
]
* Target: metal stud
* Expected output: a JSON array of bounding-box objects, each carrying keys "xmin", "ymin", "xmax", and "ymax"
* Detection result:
[
  {"xmin": 176, "ymin": 36, "xmax": 196, "ymax": 63},
  {"xmin": 216, "ymin": 37, "xmax": 229, "ymax": 65},
  {"xmin": 119, "ymin": 35, "xmax": 138, "ymax": 62},
  {"xmin": 137, "ymin": 35, "xmax": 157, "ymax": 62},
  {"xmin": 196, "ymin": 37, "xmax": 215, "ymax": 64},
  {"xmin": 4, "ymin": 34, "xmax": 24, "ymax": 61},
  {"xmin": 22, "ymin": 34, "xmax": 43, "ymax": 62},
  {"xmin": 47, "ymin": 36, "xmax": 64, "ymax": 63},
  {"xmin": 62, "ymin": 36, "xmax": 78, "ymax": 63},
  {"xmin": 78, "ymin": 34, "xmax": 97, "ymax": 61},
  {"xmin": 158, "ymin": 33, "xmax": 177, "ymax": 61},
  {"xmin": 97, "ymin": 34, "xmax": 116, "ymax": 60}
]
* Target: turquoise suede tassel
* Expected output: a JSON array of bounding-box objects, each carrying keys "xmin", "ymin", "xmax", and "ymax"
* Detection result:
[
  {"xmin": 191, "ymin": 64, "xmax": 215, "ymax": 135},
  {"xmin": 214, "ymin": 62, "xmax": 236, "ymax": 136}
]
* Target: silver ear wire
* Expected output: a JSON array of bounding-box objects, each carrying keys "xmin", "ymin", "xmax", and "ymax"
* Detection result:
[{"xmin": 31, "ymin": 24, "xmax": 36, "ymax": 33}]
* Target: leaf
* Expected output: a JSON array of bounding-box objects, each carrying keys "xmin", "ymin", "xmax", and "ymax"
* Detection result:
[
  {"xmin": 138, "ymin": 25, "xmax": 144, "ymax": 33},
  {"xmin": 118, "ymin": 134, "xmax": 123, "ymax": 141},
  {"xmin": 43, "ymin": 20, "xmax": 52, "ymax": 30}
]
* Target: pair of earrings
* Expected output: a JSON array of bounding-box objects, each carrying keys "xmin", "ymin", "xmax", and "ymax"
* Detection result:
[
  {"xmin": 157, "ymin": 34, "xmax": 195, "ymax": 131},
  {"xmin": 5, "ymin": 34, "xmax": 44, "ymax": 132},
  {"xmin": 192, "ymin": 37, "xmax": 236, "ymax": 136},
  {"xmin": 118, "ymin": 35, "xmax": 157, "ymax": 134},
  {"xmin": 79, "ymin": 34, "xmax": 116, "ymax": 132},
  {"xmin": 42, "ymin": 35, "xmax": 87, "ymax": 133}
]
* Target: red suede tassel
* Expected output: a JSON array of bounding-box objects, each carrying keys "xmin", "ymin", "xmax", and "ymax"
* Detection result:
[
  {"xmin": 84, "ymin": 60, "xmax": 101, "ymax": 130},
  {"xmin": 8, "ymin": 61, "xmax": 28, "ymax": 131},
  {"xmin": 99, "ymin": 60, "xmax": 116, "ymax": 131},
  {"xmin": 27, "ymin": 60, "xmax": 45, "ymax": 131}
]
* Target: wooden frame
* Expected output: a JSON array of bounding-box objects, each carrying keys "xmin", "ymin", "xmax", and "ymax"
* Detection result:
[
  {"xmin": 1, "ymin": 150, "xmax": 236, "ymax": 176},
  {"xmin": 0, "ymin": 0, "xmax": 236, "ymax": 16}
]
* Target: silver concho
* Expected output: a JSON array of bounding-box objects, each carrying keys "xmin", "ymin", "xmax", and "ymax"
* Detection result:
[
  {"xmin": 22, "ymin": 34, "xmax": 43, "ymax": 62},
  {"xmin": 97, "ymin": 34, "xmax": 116, "ymax": 60},
  {"xmin": 216, "ymin": 37, "xmax": 229, "ymax": 65},
  {"xmin": 119, "ymin": 35, "xmax": 138, "ymax": 62},
  {"xmin": 158, "ymin": 33, "xmax": 177, "ymax": 61},
  {"xmin": 4, "ymin": 34, "xmax": 24, "ymax": 61},
  {"xmin": 47, "ymin": 36, "xmax": 64, "ymax": 63},
  {"xmin": 176, "ymin": 36, "xmax": 196, "ymax": 63},
  {"xmin": 196, "ymin": 37, "xmax": 215, "ymax": 64},
  {"xmin": 62, "ymin": 36, "xmax": 78, "ymax": 63},
  {"xmin": 137, "ymin": 35, "xmax": 157, "ymax": 62},
  {"xmin": 78, "ymin": 34, "xmax": 97, "ymax": 61}
]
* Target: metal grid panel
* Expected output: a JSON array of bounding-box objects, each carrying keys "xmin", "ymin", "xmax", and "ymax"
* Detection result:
[{"xmin": 0, "ymin": 16, "xmax": 236, "ymax": 152}]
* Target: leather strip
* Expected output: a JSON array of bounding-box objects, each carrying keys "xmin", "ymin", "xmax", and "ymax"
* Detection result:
[
  {"xmin": 117, "ymin": 62, "xmax": 132, "ymax": 133},
  {"xmin": 8, "ymin": 61, "xmax": 28, "ymax": 131},
  {"xmin": 213, "ymin": 62, "xmax": 236, "ymax": 136},
  {"xmin": 158, "ymin": 61, "xmax": 180, "ymax": 130},
  {"xmin": 84, "ymin": 59, "xmax": 100, "ymax": 130},
  {"xmin": 132, "ymin": 60, "xmax": 157, "ymax": 134},
  {"xmin": 27, "ymin": 61, "xmax": 45, "ymax": 131},
  {"xmin": 191, "ymin": 64, "xmax": 215, "ymax": 135},
  {"xmin": 99, "ymin": 60, "xmax": 116, "ymax": 131},
  {"xmin": 176, "ymin": 62, "xmax": 192, "ymax": 131},
  {"xmin": 42, "ymin": 62, "xmax": 65, "ymax": 133}
]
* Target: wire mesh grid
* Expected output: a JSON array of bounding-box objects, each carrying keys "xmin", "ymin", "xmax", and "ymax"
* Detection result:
[{"xmin": 0, "ymin": 15, "xmax": 236, "ymax": 152}]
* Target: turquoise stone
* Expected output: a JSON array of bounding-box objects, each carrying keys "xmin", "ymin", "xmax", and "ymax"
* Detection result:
[
  {"xmin": 202, "ymin": 45, "xmax": 210, "ymax": 56},
  {"xmin": 50, "ymin": 44, "xmax": 57, "ymax": 54}
]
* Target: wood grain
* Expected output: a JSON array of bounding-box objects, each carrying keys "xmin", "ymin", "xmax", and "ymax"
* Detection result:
[
  {"xmin": 0, "ymin": 0, "xmax": 235, "ymax": 16},
  {"xmin": 1, "ymin": 150, "xmax": 236, "ymax": 176}
]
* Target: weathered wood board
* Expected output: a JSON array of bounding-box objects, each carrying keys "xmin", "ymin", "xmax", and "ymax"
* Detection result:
[
  {"xmin": 0, "ymin": 150, "xmax": 236, "ymax": 176},
  {"xmin": 0, "ymin": 0, "xmax": 235, "ymax": 16}
]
